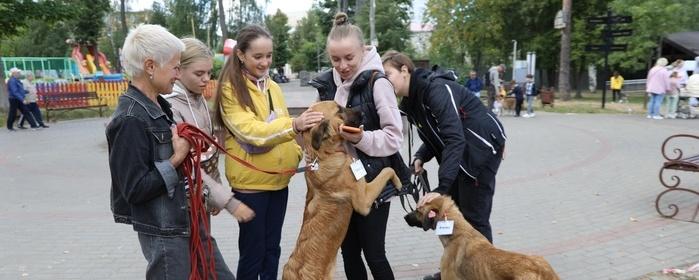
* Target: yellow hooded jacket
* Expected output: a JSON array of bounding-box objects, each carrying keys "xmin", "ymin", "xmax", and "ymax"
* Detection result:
[{"xmin": 219, "ymin": 79, "xmax": 301, "ymax": 191}]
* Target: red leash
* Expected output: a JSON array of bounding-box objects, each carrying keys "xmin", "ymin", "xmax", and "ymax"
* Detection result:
[
  {"xmin": 176, "ymin": 123, "xmax": 309, "ymax": 279},
  {"xmin": 177, "ymin": 123, "xmax": 218, "ymax": 280}
]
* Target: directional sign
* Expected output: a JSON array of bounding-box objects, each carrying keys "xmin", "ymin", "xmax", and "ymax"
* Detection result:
[
  {"xmin": 587, "ymin": 17, "xmax": 607, "ymax": 25},
  {"xmin": 605, "ymin": 29, "xmax": 633, "ymax": 37},
  {"xmin": 585, "ymin": 44, "xmax": 628, "ymax": 52},
  {"xmin": 610, "ymin": 16, "xmax": 632, "ymax": 24}
]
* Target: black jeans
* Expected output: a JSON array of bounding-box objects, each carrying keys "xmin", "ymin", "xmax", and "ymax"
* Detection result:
[
  {"xmin": 19, "ymin": 102, "xmax": 45, "ymax": 127},
  {"xmin": 341, "ymin": 202, "xmax": 394, "ymax": 280},
  {"xmin": 234, "ymin": 188, "xmax": 288, "ymax": 280},
  {"xmin": 7, "ymin": 98, "xmax": 38, "ymax": 129},
  {"xmin": 449, "ymin": 157, "xmax": 502, "ymax": 243},
  {"xmin": 514, "ymin": 98, "xmax": 524, "ymax": 116}
]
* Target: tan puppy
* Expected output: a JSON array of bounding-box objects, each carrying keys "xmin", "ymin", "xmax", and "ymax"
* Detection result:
[
  {"xmin": 405, "ymin": 196, "xmax": 560, "ymax": 280},
  {"xmin": 282, "ymin": 101, "xmax": 402, "ymax": 280}
]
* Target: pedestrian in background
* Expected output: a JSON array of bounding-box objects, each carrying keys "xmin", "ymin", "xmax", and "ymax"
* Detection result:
[
  {"xmin": 610, "ymin": 70, "xmax": 624, "ymax": 103},
  {"xmin": 523, "ymin": 74, "xmax": 538, "ymax": 118},
  {"xmin": 19, "ymin": 72, "xmax": 49, "ymax": 129},
  {"xmin": 6, "ymin": 67, "xmax": 39, "ymax": 131},
  {"xmin": 464, "ymin": 70, "xmax": 484, "ymax": 98},
  {"xmin": 645, "ymin": 57, "xmax": 670, "ymax": 119},
  {"xmin": 486, "ymin": 64, "xmax": 505, "ymax": 109}
]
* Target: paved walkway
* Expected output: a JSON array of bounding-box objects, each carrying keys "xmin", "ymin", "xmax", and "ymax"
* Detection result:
[{"xmin": 1, "ymin": 83, "xmax": 698, "ymax": 279}]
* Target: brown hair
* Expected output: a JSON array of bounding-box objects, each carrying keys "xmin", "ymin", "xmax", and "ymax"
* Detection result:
[
  {"xmin": 381, "ymin": 50, "xmax": 415, "ymax": 73},
  {"xmin": 327, "ymin": 12, "xmax": 364, "ymax": 47},
  {"xmin": 214, "ymin": 25, "xmax": 272, "ymax": 126}
]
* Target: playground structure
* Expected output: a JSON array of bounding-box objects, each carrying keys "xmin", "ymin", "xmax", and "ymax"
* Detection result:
[{"xmin": 70, "ymin": 42, "xmax": 112, "ymax": 75}]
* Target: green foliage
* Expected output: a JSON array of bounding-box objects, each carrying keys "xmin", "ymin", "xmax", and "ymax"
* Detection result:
[
  {"xmin": 289, "ymin": 7, "xmax": 328, "ymax": 72},
  {"xmin": 609, "ymin": 0, "xmax": 699, "ymax": 71},
  {"xmin": 0, "ymin": 0, "xmax": 74, "ymax": 39},
  {"xmin": 165, "ymin": 0, "xmax": 211, "ymax": 41},
  {"xmin": 355, "ymin": 0, "xmax": 413, "ymax": 54},
  {"xmin": 0, "ymin": 20, "xmax": 72, "ymax": 57},
  {"xmin": 228, "ymin": 0, "xmax": 266, "ymax": 36},
  {"xmin": 71, "ymin": 0, "xmax": 112, "ymax": 45},
  {"xmin": 149, "ymin": 1, "xmax": 169, "ymax": 27},
  {"xmin": 266, "ymin": 10, "xmax": 292, "ymax": 68}
]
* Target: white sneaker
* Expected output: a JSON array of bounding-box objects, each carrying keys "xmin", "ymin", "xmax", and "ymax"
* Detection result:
[
  {"xmin": 653, "ymin": 115, "xmax": 663, "ymax": 120},
  {"xmin": 646, "ymin": 115, "xmax": 652, "ymax": 119},
  {"xmin": 523, "ymin": 113, "xmax": 530, "ymax": 118},
  {"xmin": 529, "ymin": 113, "xmax": 536, "ymax": 117}
]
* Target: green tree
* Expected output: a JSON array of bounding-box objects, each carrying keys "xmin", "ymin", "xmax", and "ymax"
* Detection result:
[
  {"xmin": 355, "ymin": 0, "xmax": 413, "ymax": 53},
  {"xmin": 166, "ymin": 0, "xmax": 210, "ymax": 40},
  {"xmin": 289, "ymin": 7, "xmax": 327, "ymax": 72},
  {"xmin": 265, "ymin": 9, "xmax": 292, "ymax": 69},
  {"xmin": 228, "ymin": 0, "xmax": 266, "ymax": 36},
  {"xmin": 149, "ymin": 1, "xmax": 169, "ymax": 27},
  {"xmin": 72, "ymin": 0, "xmax": 112, "ymax": 45},
  {"xmin": 609, "ymin": 0, "xmax": 699, "ymax": 72}
]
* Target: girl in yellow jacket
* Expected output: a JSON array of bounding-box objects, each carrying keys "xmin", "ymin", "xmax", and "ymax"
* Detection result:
[{"xmin": 214, "ymin": 25, "xmax": 323, "ymax": 279}]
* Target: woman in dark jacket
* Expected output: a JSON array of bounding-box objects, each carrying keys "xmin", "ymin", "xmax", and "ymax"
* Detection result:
[{"xmin": 382, "ymin": 51, "xmax": 506, "ymax": 279}]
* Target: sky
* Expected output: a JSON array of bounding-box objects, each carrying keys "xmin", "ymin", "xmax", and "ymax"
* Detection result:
[{"xmin": 129, "ymin": 0, "xmax": 426, "ymax": 27}]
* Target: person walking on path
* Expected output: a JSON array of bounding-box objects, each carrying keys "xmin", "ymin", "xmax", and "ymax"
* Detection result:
[
  {"xmin": 646, "ymin": 57, "xmax": 671, "ymax": 119},
  {"xmin": 523, "ymin": 74, "xmax": 538, "ymax": 118},
  {"xmin": 665, "ymin": 71, "xmax": 681, "ymax": 119},
  {"xmin": 382, "ymin": 51, "xmax": 506, "ymax": 280},
  {"xmin": 464, "ymin": 70, "xmax": 484, "ymax": 98},
  {"xmin": 213, "ymin": 24, "xmax": 323, "ymax": 280},
  {"xmin": 510, "ymin": 80, "xmax": 524, "ymax": 117},
  {"xmin": 610, "ymin": 70, "xmax": 624, "ymax": 103},
  {"xmin": 19, "ymin": 72, "xmax": 49, "ymax": 128},
  {"xmin": 106, "ymin": 24, "xmax": 235, "ymax": 279},
  {"xmin": 6, "ymin": 67, "xmax": 39, "ymax": 131}
]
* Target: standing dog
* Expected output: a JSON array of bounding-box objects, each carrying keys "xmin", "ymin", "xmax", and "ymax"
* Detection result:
[
  {"xmin": 282, "ymin": 101, "xmax": 402, "ymax": 280},
  {"xmin": 405, "ymin": 196, "xmax": 560, "ymax": 280}
]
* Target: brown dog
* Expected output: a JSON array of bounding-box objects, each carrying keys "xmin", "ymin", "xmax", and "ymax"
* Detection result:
[
  {"xmin": 282, "ymin": 101, "xmax": 402, "ymax": 280},
  {"xmin": 405, "ymin": 196, "xmax": 560, "ymax": 280}
]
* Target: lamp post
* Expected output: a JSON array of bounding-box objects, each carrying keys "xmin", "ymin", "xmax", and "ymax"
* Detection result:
[{"xmin": 512, "ymin": 40, "xmax": 517, "ymax": 80}]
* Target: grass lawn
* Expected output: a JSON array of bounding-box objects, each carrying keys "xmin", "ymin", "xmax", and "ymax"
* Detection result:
[{"xmin": 537, "ymin": 91, "xmax": 648, "ymax": 114}]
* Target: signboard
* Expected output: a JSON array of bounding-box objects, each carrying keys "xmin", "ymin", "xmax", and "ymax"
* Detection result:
[
  {"xmin": 554, "ymin": 10, "xmax": 566, "ymax": 29},
  {"xmin": 585, "ymin": 44, "xmax": 628, "ymax": 52}
]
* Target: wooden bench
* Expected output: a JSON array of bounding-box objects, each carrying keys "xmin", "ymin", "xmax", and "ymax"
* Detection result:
[
  {"xmin": 655, "ymin": 134, "xmax": 699, "ymax": 222},
  {"xmin": 40, "ymin": 91, "xmax": 108, "ymax": 122}
]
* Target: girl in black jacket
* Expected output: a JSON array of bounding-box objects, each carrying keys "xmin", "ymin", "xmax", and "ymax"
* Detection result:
[
  {"xmin": 382, "ymin": 51, "xmax": 506, "ymax": 279},
  {"xmin": 382, "ymin": 50, "xmax": 506, "ymax": 238}
]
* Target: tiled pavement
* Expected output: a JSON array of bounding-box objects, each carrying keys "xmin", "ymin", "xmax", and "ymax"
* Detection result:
[{"xmin": 1, "ymin": 83, "xmax": 697, "ymax": 279}]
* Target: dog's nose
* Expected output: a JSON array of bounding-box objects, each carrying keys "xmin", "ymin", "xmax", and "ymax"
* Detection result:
[{"xmin": 404, "ymin": 212, "xmax": 423, "ymax": 228}]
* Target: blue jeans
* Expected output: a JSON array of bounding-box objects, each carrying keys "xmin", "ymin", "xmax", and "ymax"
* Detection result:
[
  {"xmin": 137, "ymin": 229, "xmax": 235, "ymax": 279},
  {"xmin": 234, "ymin": 188, "xmax": 288, "ymax": 280},
  {"xmin": 526, "ymin": 95, "xmax": 535, "ymax": 114},
  {"xmin": 647, "ymin": 93, "xmax": 665, "ymax": 117}
]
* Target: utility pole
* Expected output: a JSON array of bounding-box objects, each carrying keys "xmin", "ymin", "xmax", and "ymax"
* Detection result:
[
  {"xmin": 217, "ymin": 0, "xmax": 228, "ymax": 41},
  {"xmin": 558, "ymin": 0, "xmax": 572, "ymax": 100}
]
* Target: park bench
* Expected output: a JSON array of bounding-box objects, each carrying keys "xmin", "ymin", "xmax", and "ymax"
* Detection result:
[
  {"xmin": 40, "ymin": 91, "xmax": 107, "ymax": 122},
  {"xmin": 655, "ymin": 134, "xmax": 699, "ymax": 223}
]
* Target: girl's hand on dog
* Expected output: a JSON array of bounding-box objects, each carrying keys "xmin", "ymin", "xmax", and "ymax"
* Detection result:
[
  {"xmin": 418, "ymin": 192, "xmax": 441, "ymax": 207},
  {"xmin": 232, "ymin": 203, "xmax": 255, "ymax": 223},
  {"xmin": 293, "ymin": 109, "xmax": 324, "ymax": 132},
  {"xmin": 340, "ymin": 125, "xmax": 363, "ymax": 144}
]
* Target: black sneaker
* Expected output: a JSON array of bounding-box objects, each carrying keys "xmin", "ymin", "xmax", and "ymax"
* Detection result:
[
  {"xmin": 17, "ymin": 126, "xmax": 27, "ymax": 129},
  {"xmin": 41, "ymin": 125, "xmax": 50, "ymax": 128},
  {"xmin": 423, "ymin": 272, "xmax": 441, "ymax": 280}
]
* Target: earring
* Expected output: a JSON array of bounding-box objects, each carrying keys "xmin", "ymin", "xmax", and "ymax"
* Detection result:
[{"xmin": 149, "ymin": 74, "xmax": 153, "ymax": 80}]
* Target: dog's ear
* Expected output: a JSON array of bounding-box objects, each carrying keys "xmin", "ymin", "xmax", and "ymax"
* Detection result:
[
  {"xmin": 311, "ymin": 120, "xmax": 330, "ymax": 150},
  {"xmin": 422, "ymin": 209, "xmax": 438, "ymax": 231}
]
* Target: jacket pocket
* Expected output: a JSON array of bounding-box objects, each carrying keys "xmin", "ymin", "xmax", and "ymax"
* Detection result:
[{"xmin": 150, "ymin": 128, "xmax": 173, "ymax": 161}]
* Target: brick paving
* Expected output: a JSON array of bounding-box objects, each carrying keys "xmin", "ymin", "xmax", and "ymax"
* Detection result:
[{"xmin": 1, "ymin": 82, "xmax": 698, "ymax": 279}]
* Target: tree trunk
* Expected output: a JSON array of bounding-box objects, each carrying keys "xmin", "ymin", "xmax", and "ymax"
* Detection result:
[
  {"xmin": 0, "ymin": 57, "xmax": 8, "ymax": 110},
  {"xmin": 574, "ymin": 57, "xmax": 585, "ymax": 99},
  {"xmin": 218, "ymin": 0, "xmax": 228, "ymax": 40},
  {"xmin": 120, "ymin": 0, "xmax": 128, "ymax": 36},
  {"xmin": 558, "ymin": 0, "xmax": 572, "ymax": 100}
]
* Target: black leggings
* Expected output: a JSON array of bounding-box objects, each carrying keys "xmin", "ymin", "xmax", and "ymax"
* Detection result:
[
  {"xmin": 515, "ymin": 98, "xmax": 524, "ymax": 116},
  {"xmin": 341, "ymin": 202, "xmax": 394, "ymax": 280}
]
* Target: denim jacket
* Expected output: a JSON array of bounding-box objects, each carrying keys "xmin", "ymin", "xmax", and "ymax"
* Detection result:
[{"xmin": 106, "ymin": 85, "xmax": 190, "ymax": 237}]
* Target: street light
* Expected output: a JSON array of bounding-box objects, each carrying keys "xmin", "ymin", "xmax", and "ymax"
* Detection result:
[{"xmin": 512, "ymin": 40, "xmax": 517, "ymax": 80}]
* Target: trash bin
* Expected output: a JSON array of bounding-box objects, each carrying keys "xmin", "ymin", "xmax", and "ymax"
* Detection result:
[{"xmin": 540, "ymin": 87, "xmax": 555, "ymax": 108}]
